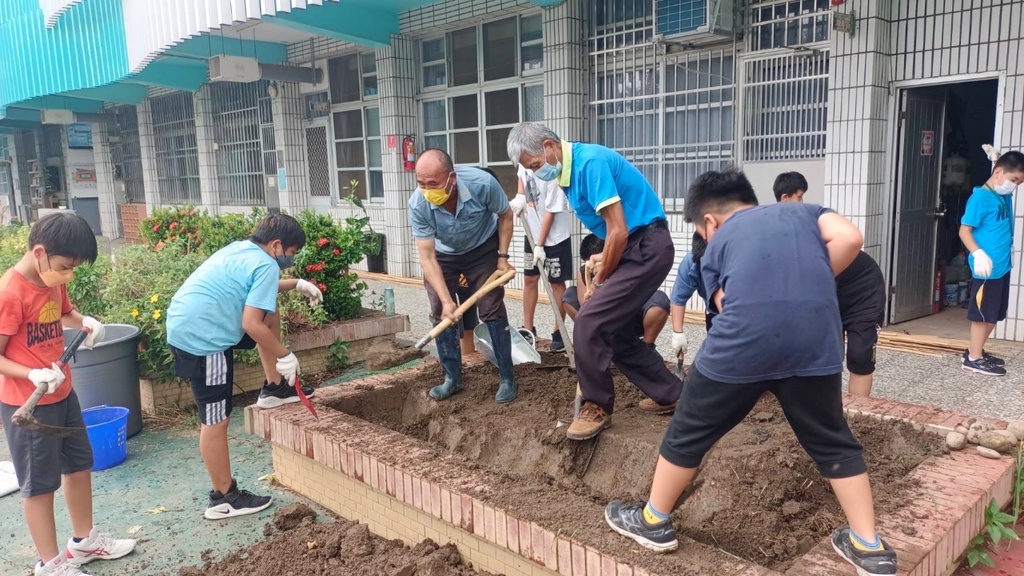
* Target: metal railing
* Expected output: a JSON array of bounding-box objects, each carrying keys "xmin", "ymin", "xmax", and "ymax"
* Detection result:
[
  {"xmin": 151, "ymin": 92, "xmax": 201, "ymax": 204},
  {"xmin": 210, "ymin": 81, "xmax": 274, "ymax": 206}
]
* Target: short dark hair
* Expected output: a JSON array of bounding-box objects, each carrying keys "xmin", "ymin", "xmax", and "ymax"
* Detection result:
[
  {"xmin": 691, "ymin": 232, "xmax": 707, "ymax": 262},
  {"xmin": 579, "ymin": 233, "xmax": 604, "ymax": 262},
  {"xmin": 683, "ymin": 168, "xmax": 759, "ymax": 224},
  {"xmin": 29, "ymin": 212, "xmax": 97, "ymax": 264},
  {"xmin": 419, "ymin": 148, "xmax": 454, "ymax": 173},
  {"xmin": 773, "ymin": 171, "xmax": 808, "ymax": 202},
  {"xmin": 995, "ymin": 151, "xmax": 1024, "ymax": 173},
  {"xmin": 250, "ymin": 214, "xmax": 306, "ymax": 250}
]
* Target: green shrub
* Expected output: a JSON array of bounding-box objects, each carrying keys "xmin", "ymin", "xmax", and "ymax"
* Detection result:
[
  {"xmin": 66, "ymin": 256, "xmax": 110, "ymax": 319},
  {"xmin": 142, "ymin": 205, "xmax": 267, "ymax": 256},
  {"xmin": 293, "ymin": 209, "xmax": 370, "ymax": 321}
]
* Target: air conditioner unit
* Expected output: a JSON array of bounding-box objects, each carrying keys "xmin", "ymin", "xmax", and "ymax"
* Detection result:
[
  {"xmin": 655, "ymin": 0, "xmax": 735, "ymax": 45},
  {"xmin": 40, "ymin": 109, "xmax": 75, "ymax": 125},
  {"xmin": 209, "ymin": 55, "xmax": 261, "ymax": 83}
]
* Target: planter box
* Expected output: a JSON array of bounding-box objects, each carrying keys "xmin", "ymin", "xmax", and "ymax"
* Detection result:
[{"xmin": 140, "ymin": 310, "xmax": 410, "ymax": 414}]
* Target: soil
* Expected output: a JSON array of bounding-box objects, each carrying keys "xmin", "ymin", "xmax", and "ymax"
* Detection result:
[
  {"xmin": 178, "ymin": 504, "xmax": 491, "ymax": 576},
  {"xmin": 334, "ymin": 355, "xmax": 946, "ymax": 572},
  {"xmin": 364, "ymin": 339, "xmax": 427, "ymax": 371}
]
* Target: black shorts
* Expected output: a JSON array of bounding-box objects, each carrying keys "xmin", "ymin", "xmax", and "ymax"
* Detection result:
[
  {"xmin": 660, "ymin": 366, "xmax": 866, "ymax": 479},
  {"xmin": 839, "ymin": 276, "xmax": 887, "ymax": 376},
  {"xmin": 968, "ymin": 273, "xmax": 1010, "ymax": 323},
  {"xmin": 523, "ymin": 236, "xmax": 572, "ymax": 282},
  {"xmin": 170, "ymin": 334, "xmax": 257, "ymax": 425}
]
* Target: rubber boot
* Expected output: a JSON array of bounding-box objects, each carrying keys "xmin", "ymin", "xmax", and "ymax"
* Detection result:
[
  {"xmin": 428, "ymin": 325, "xmax": 463, "ymax": 401},
  {"xmin": 488, "ymin": 318, "xmax": 517, "ymax": 403}
]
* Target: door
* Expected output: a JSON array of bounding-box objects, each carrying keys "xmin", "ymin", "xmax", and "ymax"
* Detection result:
[
  {"xmin": 72, "ymin": 197, "xmax": 102, "ymax": 235},
  {"xmin": 305, "ymin": 120, "xmax": 335, "ymax": 210},
  {"xmin": 890, "ymin": 89, "xmax": 946, "ymax": 323}
]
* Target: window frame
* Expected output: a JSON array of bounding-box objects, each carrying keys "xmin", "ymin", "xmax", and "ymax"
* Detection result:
[
  {"xmin": 331, "ymin": 100, "xmax": 384, "ymax": 203},
  {"xmin": 328, "ymin": 51, "xmax": 380, "ymax": 104}
]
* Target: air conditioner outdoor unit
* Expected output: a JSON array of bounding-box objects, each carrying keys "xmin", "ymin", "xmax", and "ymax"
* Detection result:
[
  {"xmin": 655, "ymin": 0, "xmax": 735, "ymax": 46},
  {"xmin": 40, "ymin": 109, "xmax": 75, "ymax": 125},
  {"xmin": 209, "ymin": 55, "xmax": 261, "ymax": 83}
]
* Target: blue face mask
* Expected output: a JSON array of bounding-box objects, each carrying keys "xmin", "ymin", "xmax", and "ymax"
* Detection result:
[
  {"xmin": 275, "ymin": 254, "xmax": 295, "ymax": 270},
  {"xmin": 535, "ymin": 160, "xmax": 561, "ymax": 181}
]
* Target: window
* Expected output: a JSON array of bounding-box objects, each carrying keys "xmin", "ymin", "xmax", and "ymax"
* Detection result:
[
  {"xmin": 422, "ymin": 38, "xmax": 446, "ymax": 88},
  {"xmin": 109, "ymin": 105, "xmax": 144, "ymax": 203},
  {"xmin": 210, "ymin": 81, "xmax": 276, "ymax": 206},
  {"xmin": 421, "ymin": 14, "xmax": 544, "ymax": 89},
  {"xmin": 329, "ymin": 53, "xmax": 377, "ymax": 103},
  {"xmin": 483, "ymin": 17, "xmax": 517, "ymax": 81},
  {"xmin": 150, "ymin": 92, "xmax": 200, "ymax": 204},
  {"xmin": 748, "ymin": 0, "xmax": 831, "ymax": 51},
  {"xmin": 449, "ymin": 27, "xmax": 478, "ymax": 86},
  {"xmin": 521, "ymin": 14, "xmax": 543, "ymax": 73},
  {"xmin": 332, "ymin": 106, "xmax": 382, "ymax": 200}
]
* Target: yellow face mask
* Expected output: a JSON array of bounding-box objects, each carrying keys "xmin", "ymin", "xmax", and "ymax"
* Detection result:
[{"xmin": 421, "ymin": 173, "xmax": 453, "ymax": 205}]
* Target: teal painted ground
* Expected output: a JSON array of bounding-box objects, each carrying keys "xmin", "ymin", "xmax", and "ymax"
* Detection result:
[{"xmin": 0, "ymin": 360, "xmax": 420, "ymax": 576}]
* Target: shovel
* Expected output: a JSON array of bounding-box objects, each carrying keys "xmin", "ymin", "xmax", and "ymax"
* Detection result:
[
  {"xmin": 675, "ymin": 349, "xmax": 685, "ymax": 379},
  {"xmin": 293, "ymin": 373, "xmax": 318, "ymax": 421},
  {"xmin": 12, "ymin": 327, "xmax": 91, "ymax": 437},
  {"xmin": 521, "ymin": 213, "xmax": 575, "ymax": 372},
  {"xmin": 415, "ymin": 269, "xmax": 517, "ymax": 349}
]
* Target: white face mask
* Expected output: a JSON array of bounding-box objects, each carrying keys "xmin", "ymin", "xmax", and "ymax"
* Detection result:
[{"xmin": 994, "ymin": 179, "xmax": 1018, "ymax": 195}]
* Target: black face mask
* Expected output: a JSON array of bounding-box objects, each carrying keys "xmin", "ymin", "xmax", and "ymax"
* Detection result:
[{"xmin": 691, "ymin": 232, "xmax": 707, "ymax": 261}]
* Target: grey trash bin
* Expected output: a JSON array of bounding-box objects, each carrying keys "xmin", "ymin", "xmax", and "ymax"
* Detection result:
[{"xmin": 64, "ymin": 324, "xmax": 143, "ymax": 437}]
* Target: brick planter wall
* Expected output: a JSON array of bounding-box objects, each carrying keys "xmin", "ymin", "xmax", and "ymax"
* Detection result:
[
  {"xmin": 140, "ymin": 310, "xmax": 409, "ymax": 413},
  {"xmin": 120, "ymin": 203, "xmax": 145, "ymax": 244},
  {"xmin": 245, "ymin": 364, "xmax": 1016, "ymax": 576}
]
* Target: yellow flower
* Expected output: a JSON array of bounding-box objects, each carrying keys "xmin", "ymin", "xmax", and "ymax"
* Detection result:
[
  {"xmin": 149, "ymin": 294, "xmax": 160, "ymax": 303},
  {"xmin": 130, "ymin": 309, "xmax": 140, "ymax": 318},
  {"xmin": 152, "ymin": 309, "xmax": 162, "ymax": 320}
]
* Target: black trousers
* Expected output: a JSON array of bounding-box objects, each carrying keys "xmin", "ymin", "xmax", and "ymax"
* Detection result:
[
  {"xmin": 424, "ymin": 233, "xmax": 507, "ymax": 326},
  {"xmin": 573, "ymin": 223, "xmax": 683, "ymax": 414},
  {"xmin": 660, "ymin": 366, "xmax": 866, "ymax": 479}
]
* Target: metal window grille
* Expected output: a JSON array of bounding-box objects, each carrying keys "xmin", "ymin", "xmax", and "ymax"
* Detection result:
[
  {"xmin": 589, "ymin": 0, "xmax": 735, "ymax": 212},
  {"xmin": 210, "ymin": 81, "xmax": 274, "ymax": 206},
  {"xmin": 748, "ymin": 0, "xmax": 831, "ymax": 51},
  {"xmin": 740, "ymin": 49, "xmax": 829, "ymax": 161},
  {"xmin": 109, "ymin": 105, "xmax": 145, "ymax": 204},
  {"xmin": 306, "ymin": 125, "xmax": 332, "ymax": 198},
  {"xmin": 0, "ymin": 136, "xmax": 11, "ymax": 206},
  {"xmin": 43, "ymin": 125, "xmax": 63, "ymax": 158},
  {"xmin": 151, "ymin": 92, "xmax": 201, "ymax": 204}
]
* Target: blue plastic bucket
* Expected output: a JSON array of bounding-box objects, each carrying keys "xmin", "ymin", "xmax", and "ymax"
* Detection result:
[{"xmin": 81, "ymin": 406, "xmax": 129, "ymax": 471}]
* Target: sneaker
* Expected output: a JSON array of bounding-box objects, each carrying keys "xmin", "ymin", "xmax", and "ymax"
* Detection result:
[
  {"xmin": 604, "ymin": 500, "xmax": 678, "ymax": 553},
  {"xmin": 256, "ymin": 380, "xmax": 316, "ymax": 409},
  {"xmin": 34, "ymin": 555, "xmax": 84, "ymax": 576},
  {"xmin": 830, "ymin": 527, "xmax": 898, "ymax": 576},
  {"xmin": 550, "ymin": 330, "xmax": 565, "ymax": 353},
  {"xmin": 962, "ymin": 355, "xmax": 1006, "ymax": 376},
  {"xmin": 963, "ymin": 348, "xmax": 1005, "ymax": 367},
  {"xmin": 566, "ymin": 402, "xmax": 611, "ymax": 440},
  {"xmin": 204, "ymin": 479, "xmax": 273, "ymax": 520},
  {"xmin": 638, "ymin": 398, "xmax": 677, "ymax": 415},
  {"xmin": 66, "ymin": 527, "xmax": 137, "ymax": 565}
]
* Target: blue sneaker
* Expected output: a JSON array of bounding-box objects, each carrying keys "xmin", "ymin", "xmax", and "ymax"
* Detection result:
[{"xmin": 604, "ymin": 501, "xmax": 678, "ymax": 552}]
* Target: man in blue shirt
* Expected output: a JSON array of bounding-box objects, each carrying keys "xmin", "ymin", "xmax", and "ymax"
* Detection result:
[
  {"xmin": 408, "ymin": 149, "xmax": 516, "ymax": 403},
  {"xmin": 959, "ymin": 149, "xmax": 1024, "ymax": 376},
  {"xmin": 667, "ymin": 233, "xmax": 711, "ymax": 369},
  {"xmin": 603, "ymin": 169, "xmax": 898, "ymax": 576},
  {"xmin": 167, "ymin": 214, "xmax": 324, "ymax": 520},
  {"xmin": 507, "ymin": 122, "xmax": 682, "ymax": 441}
]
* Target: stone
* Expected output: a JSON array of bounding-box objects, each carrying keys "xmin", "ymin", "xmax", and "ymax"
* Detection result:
[
  {"xmin": 945, "ymin": 431, "xmax": 966, "ymax": 451},
  {"xmin": 979, "ymin": 430, "xmax": 1018, "ymax": 453},
  {"xmin": 978, "ymin": 446, "xmax": 1002, "ymax": 459},
  {"xmin": 1007, "ymin": 420, "xmax": 1024, "ymax": 442},
  {"xmin": 955, "ymin": 425, "xmax": 969, "ymax": 435},
  {"xmin": 751, "ymin": 411, "xmax": 774, "ymax": 423}
]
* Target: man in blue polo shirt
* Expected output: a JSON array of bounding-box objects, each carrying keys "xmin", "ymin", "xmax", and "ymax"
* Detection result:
[
  {"xmin": 408, "ymin": 149, "xmax": 516, "ymax": 403},
  {"xmin": 507, "ymin": 123, "xmax": 683, "ymax": 440}
]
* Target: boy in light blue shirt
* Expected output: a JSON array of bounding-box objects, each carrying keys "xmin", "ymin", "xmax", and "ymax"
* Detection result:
[
  {"xmin": 959, "ymin": 149, "xmax": 1024, "ymax": 376},
  {"xmin": 167, "ymin": 214, "xmax": 324, "ymax": 520}
]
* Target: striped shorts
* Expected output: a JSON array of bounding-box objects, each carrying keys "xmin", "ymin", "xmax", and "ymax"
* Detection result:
[{"xmin": 170, "ymin": 335, "xmax": 256, "ymax": 426}]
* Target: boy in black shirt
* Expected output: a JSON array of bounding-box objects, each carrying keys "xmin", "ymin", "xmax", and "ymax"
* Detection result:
[{"xmin": 775, "ymin": 172, "xmax": 886, "ymax": 396}]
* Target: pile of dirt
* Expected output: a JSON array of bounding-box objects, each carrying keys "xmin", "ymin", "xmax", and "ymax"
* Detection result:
[
  {"xmin": 338, "ymin": 355, "xmax": 945, "ymax": 571},
  {"xmin": 364, "ymin": 338, "xmax": 427, "ymax": 371},
  {"xmin": 177, "ymin": 504, "xmax": 490, "ymax": 576}
]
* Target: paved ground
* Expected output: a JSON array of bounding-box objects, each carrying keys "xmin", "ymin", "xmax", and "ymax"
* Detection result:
[{"xmin": 367, "ymin": 279, "xmax": 1024, "ymax": 422}]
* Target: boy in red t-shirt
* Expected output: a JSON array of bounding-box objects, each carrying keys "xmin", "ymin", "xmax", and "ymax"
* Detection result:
[{"xmin": 0, "ymin": 214, "xmax": 136, "ymax": 576}]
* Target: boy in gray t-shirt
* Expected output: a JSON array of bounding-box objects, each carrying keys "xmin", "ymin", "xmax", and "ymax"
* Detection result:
[{"xmin": 604, "ymin": 169, "xmax": 898, "ymax": 576}]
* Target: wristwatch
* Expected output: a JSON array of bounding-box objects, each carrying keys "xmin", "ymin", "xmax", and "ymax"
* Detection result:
[{"xmin": 497, "ymin": 253, "xmax": 510, "ymax": 259}]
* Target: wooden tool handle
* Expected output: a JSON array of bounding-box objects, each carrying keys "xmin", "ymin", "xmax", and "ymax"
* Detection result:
[
  {"xmin": 415, "ymin": 269, "xmax": 517, "ymax": 349},
  {"xmin": 12, "ymin": 327, "xmax": 90, "ymax": 423}
]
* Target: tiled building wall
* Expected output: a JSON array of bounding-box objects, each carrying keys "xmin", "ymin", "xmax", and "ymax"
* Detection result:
[
  {"xmin": 272, "ymin": 81, "xmax": 311, "ymax": 215},
  {"xmin": 136, "ymin": 98, "xmax": 160, "ymax": 214},
  {"xmin": 192, "ymin": 86, "xmax": 222, "ymax": 215},
  {"xmin": 90, "ymin": 123, "xmax": 120, "ymax": 238}
]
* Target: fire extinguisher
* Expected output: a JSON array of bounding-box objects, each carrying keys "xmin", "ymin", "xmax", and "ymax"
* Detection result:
[
  {"xmin": 933, "ymin": 258, "xmax": 945, "ymax": 314},
  {"xmin": 402, "ymin": 136, "xmax": 416, "ymax": 171}
]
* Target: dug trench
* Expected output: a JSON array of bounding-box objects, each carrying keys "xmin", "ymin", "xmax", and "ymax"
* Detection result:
[{"xmin": 330, "ymin": 355, "xmax": 946, "ymax": 573}]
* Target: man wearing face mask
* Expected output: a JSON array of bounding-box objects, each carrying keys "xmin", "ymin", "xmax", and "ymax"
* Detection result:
[
  {"xmin": 959, "ymin": 148, "xmax": 1024, "ymax": 376},
  {"xmin": 167, "ymin": 213, "xmax": 324, "ymax": 520},
  {"xmin": 507, "ymin": 122, "xmax": 682, "ymax": 441},
  {"xmin": 407, "ymin": 149, "xmax": 516, "ymax": 404}
]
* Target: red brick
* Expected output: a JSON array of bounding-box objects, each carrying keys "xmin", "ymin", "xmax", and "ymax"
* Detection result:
[
  {"xmin": 412, "ymin": 476, "xmax": 422, "ymax": 510},
  {"xmin": 472, "ymin": 499, "xmax": 485, "ymax": 537},
  {"xmin": 571, "ymin": 543, "xmax": 586, "ymax": 576},
  {"xmin": 360, "ymin": 454, "xmax": 371, "ymax": 484},
  {"xmin": 369, "ymin": 458, "xmax": 380, "ymax": 491},
  {"xmin": 558, "ymin": 538, "xmax": 572, "ymax": 576},
  {"xmin": 616, "ymin": 563, "xmax": 633, "ymax": 576},
  {"xmin": 420, "ymin": 478, "xmax": 432, "ymax": 514},
  {"xmin": 600, "ymin": 555, "xmax": 616, "ymax": 576},
  {"xmin": 540, "ymin": 526, "xmax": 558, "ymax": 569},
  {"xmin": 483, "ymin": 505, "xmax": 496, "ymax": 543},
  {"xmin": 394, "ymin": 469, "xmax": 406, "ymax": 502},
  {"xmin": 531, "ymin": 523, "xmax": 547, "ymax": 565},
  {"xmin": 461, "ymin": 495, "xmax": 474, "ymax": 532},
  {"xmin": 495, "ymin": 509, "xmax": 508, "ymax": 548},
  {"xmin": 507, "ymin": 514, "xmax": 520, "ymax": 554},
  {"xmin": 441, "ymin": 488, "xmax": 452, "ymax": 523},
  {"xmin": 519, "ymin": 519, "xmax": 533, "ymax": 559},
  {"xmin": 585, "ymin": 547, "xmax": 601, "ymax": 576},
  {"xmin": 403, "ymin": 472, "xmax": 415, "ymax": 506},
  {"xmin": 429, "ymin": 482, "xmax": 442, "ymax": 518},
  {"xmin": 345, "ymin": 446, "xmax": 356, "ymax": 477},
  {"xmin": 450, "ymin": 490, "xmax": 462, "ymax": 527}
]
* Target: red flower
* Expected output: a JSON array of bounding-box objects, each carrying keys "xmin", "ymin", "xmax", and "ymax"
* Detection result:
[
  {"xmin": 306, "ymin": 264, "xmax": 316, "ymax": 272},
  {"xmin": 152, "ymin": 224, "xmax": 160, "ymax": 232},
  {"xmin": 179, "ymin": 210, "xmax": 187, "ymax": 216},
  {"xmin": 332, "ymin": 249, "xmax": 340, "ymax": 256},
  {"xmin": 169, "ymin": 222, "xmax": 178, "ymax": 230},
  {"xmin": 317, "ymin": 237, "xmax": 329, "ymax": 248},
  {"xmin": 170, "ymin": 235, "xmax": 178, "ymax": 241},
  {"xmin": 318, "ymin": 282, "xmax": 328, "ymax": 292},
  {"xmin": 154, "ymin": 241, "xmax": 165, "ymax": 251},
  {"xmin": 189, "ymin": 210, "xmax": 197, "ymax": 216}
]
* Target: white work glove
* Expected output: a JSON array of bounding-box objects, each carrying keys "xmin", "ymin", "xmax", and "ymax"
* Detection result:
[
  {"xmin": 82, "ymin": 316, "xmax": 105, "ymax": 349},
  {"xmin": 28, "ymin": 363, "xmax": 66, "ymax": 394},
  {"xmin": 509, "ymin": 194, "xmax": 528, "ymax": 217},
  {"xmin": 276, "ymin": 352, "xmax": 300, "ymax": 386},
  {"xmin": 971, "ymin": 249, "xmax": 993, "ymax": 279},
  {"xmin": 982, "ymin": 144, "xmax": 1002, "ymax": 162},
  {"xmin": 532, "ymin": 245, "xmax": 546, "ymax": 268},
  {"xmin": 295, "ymin": 279, "xmax": 324, "ymax": 306},
  {"xmin": 671, "ymin": 331, "xmax": 688, "ymax": 357}
]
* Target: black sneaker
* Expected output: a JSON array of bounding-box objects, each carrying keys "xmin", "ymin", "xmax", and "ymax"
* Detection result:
[
  {"xmin": 964, "ymin": 348, "xmax": 1005, "ymax": 367},
  {"xmin": 550, "ymin": 330, "xmax": 565, "ymax": 353},
  {"xmin": 256, "ymin": 380, "xmax": 316, "ymax": 409},
  {"xmin": 604, "ymin": 501, "xmax": 678, "ymax": 552},
  {"xmin": 830, "ymin": 527, "xmax": 897, "ymax": 576},
  {"xmin": 204, "ymin": 479, "xmax": 273, "ymax": 520},
  {"xmin": 962, "ymin": 355, "xmax": 1007, "ymax": 376}
]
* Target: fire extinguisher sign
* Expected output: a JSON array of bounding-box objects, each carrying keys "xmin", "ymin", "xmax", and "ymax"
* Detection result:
[{"xmin": 387, "ymin": 135, "xmax": 397, "ymax": 149}]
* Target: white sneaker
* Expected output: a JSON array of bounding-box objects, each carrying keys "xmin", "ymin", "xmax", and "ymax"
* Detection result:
[
  {"xmin": 34, "ymin": 554, "xmax": 85, "ymax": 575},
  {"xmin": 65, "ymin": 527, "xmax": 137, "ymax": 565}
]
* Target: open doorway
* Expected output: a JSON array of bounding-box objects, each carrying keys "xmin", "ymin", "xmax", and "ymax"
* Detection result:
[{"xmin": 887, "ymin": 78, "xmax": 999, "ymax": 339}]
